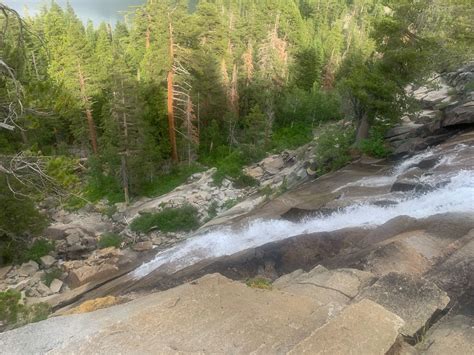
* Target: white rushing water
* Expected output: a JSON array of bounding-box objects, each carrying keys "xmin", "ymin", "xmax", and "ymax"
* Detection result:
[{"xmin": 133, "ymin": 145, "xmax": 474, "ymax": 278}]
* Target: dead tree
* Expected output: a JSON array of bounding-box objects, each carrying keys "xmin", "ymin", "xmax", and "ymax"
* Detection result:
[
  {"xmin": 167, "ymin": 15, "xmax": 179, "ymax": 162},
  {"xmin": 77, "ymin": 62, "xmax": 99, "ymax": 154}
]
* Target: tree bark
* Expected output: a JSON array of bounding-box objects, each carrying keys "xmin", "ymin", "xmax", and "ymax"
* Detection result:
[
  {"xmin": 355, "ymin": 113, "xmax": 370, "ymax": 145},
  {"xmin": 167, "ymin": 19, "xmax": 178, "ymax": 162},
  {"xmin": 78, "ymin": 63, "xmax": 98, "ymax": 154}
]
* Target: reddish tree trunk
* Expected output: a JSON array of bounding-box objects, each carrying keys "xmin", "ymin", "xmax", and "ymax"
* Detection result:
[
  {"xmin": 167, "ymin": 19, "xmax": 178, "ymax": 162},
  {"xmin": 78, "ymin": 63, "xmax": 98, "ymax": 154}
]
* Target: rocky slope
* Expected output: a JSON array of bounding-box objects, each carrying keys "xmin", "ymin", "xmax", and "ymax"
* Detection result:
[{"xmin": 1, "ymin": 65, "xmax": 473, "ymax": 353}]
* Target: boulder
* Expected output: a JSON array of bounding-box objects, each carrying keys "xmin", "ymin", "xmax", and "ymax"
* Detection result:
[
  {"xmin": 66, "ymin": 229, "xmax": 84, "ymax": 245},
  {"xmin": 443, "ymin": 101, "xmax": 474, "ymax": 127},
  {"xmin": 288, "ymin": 299, "xmax": 404, "ymax": 354},
  {"xmin": 40, "ymin": 255, "xmax": 57, "ymax": 268},
  {"xmin": 244, "ymin": 166, "xmax": 264, "ymax": 179},
  {"xmin": 66, "ymin": 264, "xmax": 119, "ymax": 289},
  {"xmin": 420, "ymin": 315, "xmax": 474, "ymax": 354},
  {"xmin": 43, "ymin": 226, "xmax": 67, "ymax": 240},
  {"xmin": 261, "ymin": 155, "xmax": 285, "ymax": 174},
  {"xmin": 49, "ymin": 279, "xmax": 64, "ymax": 293},
  {"xmin": 413, "ymin": 110, "xmax": 442, "ymax": 124},
  {"xmin": 393, "ymin": 137, "xmax": 428, "ymax": 157},
  {"xmin": 357, "ymin": 272, "xmax": 450, "ymax": 338},
  {"xmin": 36, "ymin": 282, "xmax": 53, "ymax": 297},
  {"xmin": 386, "ymin": 124, "xmax": 423, "ymax": 139},
  {"xmin": 18, "ymin": 261, "xmax": 39, "ymax": 277}
]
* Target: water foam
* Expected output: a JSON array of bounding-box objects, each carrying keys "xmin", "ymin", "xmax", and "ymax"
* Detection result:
[{"xmin": 133, "ymin": 168, "xmax": 474, "ymax": 278}]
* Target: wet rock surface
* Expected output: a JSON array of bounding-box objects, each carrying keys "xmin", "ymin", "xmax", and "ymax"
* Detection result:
[{"xmin": 1, "ymin": 119, "xmax": 473, "ymax": 353}]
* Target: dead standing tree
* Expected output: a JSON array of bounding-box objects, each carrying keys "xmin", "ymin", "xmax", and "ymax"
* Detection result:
[{"xmin": 0, "ymin": 5, "xmax": 67, "ymax": 196}]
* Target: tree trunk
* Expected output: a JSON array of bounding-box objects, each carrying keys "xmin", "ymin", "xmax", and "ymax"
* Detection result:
[
  {"xmin": 145, "ymin": 14, "xmax": 151, "ymax": 50},
  {"xmin": 78, "ymin": 63, "xmax": 98, "ymax": 154},
  {"xmin": 167, "ymin": 19, "xmax": 178, "ymax": 162},
  {"xmin": 120, "ymin": 154, "xmax": 130, "ymax": 205},
  {"xmin": 355, "ymin": 113, "xmax": 370, "ymax": 145}
]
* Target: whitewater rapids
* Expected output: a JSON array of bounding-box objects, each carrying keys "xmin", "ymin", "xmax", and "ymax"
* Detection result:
[{"xmin": 133, "ymin": 144, "xmax": 474, "ymax": 278}]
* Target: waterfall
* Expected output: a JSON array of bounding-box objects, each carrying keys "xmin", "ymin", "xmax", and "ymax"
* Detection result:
[{"xmin": 133, "ymin": 144, "xmax": 474, "ymax": 278}]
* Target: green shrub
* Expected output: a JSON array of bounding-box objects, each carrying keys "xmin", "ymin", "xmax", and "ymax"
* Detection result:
[
  {"xmin": 207, "ymin": 201, "xmax": 219, "ymax": 219},
  {"xmin": 23, "ymin": 240, "xmax": 54, "ymax": 264},
  {"xmin": 222, "ymin": 199, "xmax": 239, "ymax": 210},
  {"xmin": 271, "ymin": 123, "xmax": 313, "ymax": 151},
  {"xmin": 233, "ymin": 174, "xmax": 259, "ymax": 188},
  {"xmin": 140, "ymin": 164, "xmax": 204, "ymax": 198},
  {"xmin": 42, "ymin": 268, "xmax": 63, "ymax": 287},
  {"xmin": 0, "ymin": 290, "xmax": 51, "ymax": 329},
  {"xmin": 0, "ymin": 290, "xmax": 22, "ymax": 324},
  {"xmin": 46, "ymin": 156, "xmax": 80, "ymax": 189},
  {"xmin": 130, "ymin": 206, "xmax": 200, "ymax": 234},
  {"xmin": 360, "ymin": 135, "xmax": 390, "ymax": 158},
  {"xmin": 314, "ymin": 124, "xmax": 355, "ymax": 173},
  {"xmin": 98, "ymin": 233, "xmax": 123, "ymax": 249},
  {"xmin": 246, "ymin": 277, "xmax": 273, "ymax": 290}
]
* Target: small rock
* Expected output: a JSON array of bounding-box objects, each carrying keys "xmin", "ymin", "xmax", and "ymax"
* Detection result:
[
  {"xmin": 36, "ymin": 282, "xmax": 52, "ymax": 297},
  {"xmin": 132, "ymin": 241, "xmax": 154, "ymax": 252},
  {"xmin": 0, "ymin": 265, "xmax": 12, "ymax": 280},
  {"xmin": 10, "ymin": 279, "xmax": 29, "ymax": 292},
  {"xmin": 18, "ymin": 261, "xmax": 39, "ymax": 277},
  {"xmin": 49, "ymin": 279, "xmax": 64, "ymax": 293},
  {"xmin": 66, "ymin": 230, "xmax": 82, "ymax": 245},
  {"xmin": 40, "ymin": 255, "xmax": 57, "ymax": 268}
]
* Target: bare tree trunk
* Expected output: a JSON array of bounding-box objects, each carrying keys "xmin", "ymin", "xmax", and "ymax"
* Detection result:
[
  {"xmin": 121, "ymin": 79, "xmax": 130, "ymax": 204},
  {"xmin": 120, "ymin": 155, "xmax": 130, "ymax": 205},
  {"xmin": 167, "ymin": 19, "xmax": 178, "ymax": 163},
  {"xmin": 355, "ymin": 113, "xmax": 370, "ymax": 145},
  {"xmin": 145, "ymin": 13, "xmax": 151, "ymax": 50},
  {"xmin": 78, "ymin": 63, "xmax": 98, "ymax": 154}
]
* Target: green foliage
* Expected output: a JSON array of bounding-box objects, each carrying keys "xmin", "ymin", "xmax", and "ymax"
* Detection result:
[
  {"xmin": 141, "ymin": 164, "xmax": 204, "ymax": 198},
  {"xmin": 207, "ymin": 201, "xmax": 219, "ymax": 219},
  {"xmin": 0, "ymin": 178, "xmax": 48, "ymax": 239},
  {"xmin": 233, "ymin": 174, "xmax": 259, "ymax": 189},
  {"xmin": 360, "ymin": 130, "xmax": 391, "ymax": 158},
  {"xmin": 271, "ymin": 124, "xmax": 313, "ymax": 151},
  {"xmin": 209, "ymin": 149, "xmax": 258, "ymax": 187},
  {"xmin": 222, "ymin": 199, "xmax": 239, "ymax": 210},
  {"xmin": 84, "ymin": 158, "xmax": 124, "ymax": 203},
  {"xmin": 98, "ymin": 233, "xmax": 123, "ymax": 249},
  {"xmin": 42, "ymin": 267, "xmax": 63, "ymax": 287},
  {"xmin": 246, "ymin": 277, "xmax": 273, "ymax": 290},
  {"xmin": 0, "ymin": 290, "xmax": 22, "ymax": 324},
  {"xmin": 315, "ymin": 125, "xmax": 355, "ymax": 173},
  {"xmin": 0, "ymin": 290, "xmax": 51, "ymax": 329},
  {"xmin": 130, "ymin": 206, "xmax": 200, "ymax": 234},
  {"xmin": 23, "ymin": 240, "xmax": 55, "ymax": 264},
  {"xmin": 46, "ymin": 156, "xmax": 80, "ymax": 188}
]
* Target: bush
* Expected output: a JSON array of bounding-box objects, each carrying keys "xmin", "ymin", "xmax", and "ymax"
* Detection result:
[
  {"xmin": 246, "ymin": 277, "xmax": 273, "ymax": 290},
  {"xmin": 233, "ymin": 174, "xmax": 259, "ymax": 189},
  {"xmin": 140, "ymin": 164, "xmax": 204, "ymax": 198},
  {"xmin": 0, "ymin": 290, "xmax": 51, "ymax": 330},
  {"xmin": 23, "ymin": 240, "xmax": 54, "ymax": 264},
  {"xmin": 130, "ymin": 206, "xmax": 200, "ymax": 234},
  {"xmin": 272, "ymin": 123, "xmax": 313, "ymax": 151},
  {"xmin": 360, "ymin": 134, "xmax": 391, "ymax": 158},
  {"xmin": 46, "ymin": 156, "xmax": 80, "ymax": 189},
  {"xmin": 98, "ymin": 233, "xmax": 123, "ymax": 249},
  {"xmin": 314, "ymin": 124, "xmax": 355, "ymax": 173}
]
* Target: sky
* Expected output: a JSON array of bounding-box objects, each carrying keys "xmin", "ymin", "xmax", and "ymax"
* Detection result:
[{"xmin": 3, "ymin": 0, "xmax": 145, "ymax": 25}]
